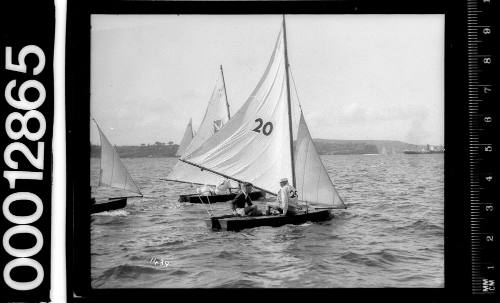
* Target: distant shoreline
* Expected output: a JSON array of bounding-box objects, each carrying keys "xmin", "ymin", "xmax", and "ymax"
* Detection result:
[{"xmin": 91, "ymin": 139, "xmax": 441, "ymax": 158}]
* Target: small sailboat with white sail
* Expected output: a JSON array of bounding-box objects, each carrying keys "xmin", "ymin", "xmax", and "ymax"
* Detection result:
[
  {"xmin": 164, "ymin": 66, "xmax": 265, "ymax": 203},
  {"xmin": 91, "ymin": 118, "xmax": 143, "ymax": 213},
  {"xmin": 181, "ymin": 16, "xmax": 346, "ymax": 231}
]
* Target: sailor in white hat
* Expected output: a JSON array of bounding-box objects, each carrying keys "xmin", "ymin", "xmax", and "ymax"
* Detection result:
[{"xmin": 265, "ymin": 177, "xmax": 299, "ymax": 216}]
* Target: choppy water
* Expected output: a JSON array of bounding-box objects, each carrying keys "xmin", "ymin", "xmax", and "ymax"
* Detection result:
[{"xmin": 90, "ymin": 154, "xmax": 444, "ymax": 288}]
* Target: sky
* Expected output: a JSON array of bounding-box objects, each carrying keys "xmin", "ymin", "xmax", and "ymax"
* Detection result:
[{"xmin": 90, "ymin": 14, "xmax": 444, "ymax": 146}]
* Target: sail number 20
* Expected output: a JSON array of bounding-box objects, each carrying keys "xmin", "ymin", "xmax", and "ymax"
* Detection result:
[
  {"xmin": 2, "ymin": 45, "xmax": 46, "ymax": 291},
  {"xmin": 252, "ymin": 118, "xmax": 273, "ymax": 136}
]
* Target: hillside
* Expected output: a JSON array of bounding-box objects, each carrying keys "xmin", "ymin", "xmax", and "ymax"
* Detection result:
[
  {"xmin": 91, "ymin": 143, "xmax": 179, "ymax": 158},
  {"xmin": 313, "ymin": 139, "xmax": 422, "ymax": 155},
  {"xmin": 91, "ymin": 139, "xmax": 425, "ymax": 158}
]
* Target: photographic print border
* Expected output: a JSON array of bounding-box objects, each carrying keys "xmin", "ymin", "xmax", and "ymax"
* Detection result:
[{"xmin": 66, "ymin": 0, "xmax": 467, "ymax": 301}]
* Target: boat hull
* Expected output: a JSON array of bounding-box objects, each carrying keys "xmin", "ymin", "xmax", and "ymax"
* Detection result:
[
  {"xmin": 179, "ymin": 191, "xmax": 265, "ymax": 203},
  {"xmin": 206, "ymin": 209, "xmax": 332, "ymax": 231},
  {"xmin": 90, "ymin": 197, "xmax": 127, "ymax": 213}
]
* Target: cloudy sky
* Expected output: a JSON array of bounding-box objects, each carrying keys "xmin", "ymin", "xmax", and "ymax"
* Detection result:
[{"xmin": 91, "ymin": 14, "xmax": 444, "ymax": 146}]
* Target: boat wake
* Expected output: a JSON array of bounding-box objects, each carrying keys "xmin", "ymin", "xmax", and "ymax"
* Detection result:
[{"xmin": 93, "ymin": 209, "xmax": 129, "ymax": 217}]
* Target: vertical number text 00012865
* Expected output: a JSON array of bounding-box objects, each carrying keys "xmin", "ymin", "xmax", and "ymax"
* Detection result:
[{"xmin": 2, "ymin": 45, "xmax": 47, "ymax": 291}]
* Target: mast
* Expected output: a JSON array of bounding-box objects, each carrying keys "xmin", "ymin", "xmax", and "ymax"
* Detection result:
[
  {"xmin": 220, "ymin": 65, "xmax": 231, "ymax": 120},
  {"xmin": 282, "ymin": 15, "xmax": 296, "ymax": 188}
]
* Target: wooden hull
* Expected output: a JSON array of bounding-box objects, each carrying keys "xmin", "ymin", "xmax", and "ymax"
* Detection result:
[
  {"xmin": 90, "ymin": 197, "xmax": 127, "ymax": 213},
  {"xmin": 178, "ymin": 191, "xmax": 265, "ymax": 203},
  {"xmin": 206, "ymin": 209, "xmax": 332, "ymax": 231}
]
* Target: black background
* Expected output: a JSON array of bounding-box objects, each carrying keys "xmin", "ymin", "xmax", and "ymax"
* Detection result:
[{"xmin": 0, "ymin": 0, "xmax": 54, "ymax": 301}]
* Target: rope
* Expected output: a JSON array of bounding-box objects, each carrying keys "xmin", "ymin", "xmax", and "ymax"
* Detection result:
[
  {"xmin": 289, "ymin": 67, "xmax": 302, "ymax": 108},
  {"xmin": 197, "ymin": 195, "xmax": 213, "ymax": 217},
  {"xmin": 206, "ymin": 194, "xmax": 214, "ymax": 213}
]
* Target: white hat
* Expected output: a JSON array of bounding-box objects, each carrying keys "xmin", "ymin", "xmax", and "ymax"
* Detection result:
[{"xmin": 280, "ymin": 177, "xmax": 288, "ymax": 183}]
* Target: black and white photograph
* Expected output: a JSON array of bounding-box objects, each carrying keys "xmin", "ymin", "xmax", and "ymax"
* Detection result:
[{"xmin": 88, "ymin": 14, "xmax": 445, "ymax": 288}]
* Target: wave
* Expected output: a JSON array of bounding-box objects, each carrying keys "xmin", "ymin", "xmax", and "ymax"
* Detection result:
[
  {"xmin": 340, "ymin": 252, "xmax": 387, "ymax": 268},
  {"xmin": 97, "ymin": 264, "xmax": 164, "ymax": 281},
  {"xmin": 93, "ymin": 209, "xmax": 129, "ymax": 217},
  {"xmin": 394, "ymin": 219, "xmax": 443, "ymax": 235}
]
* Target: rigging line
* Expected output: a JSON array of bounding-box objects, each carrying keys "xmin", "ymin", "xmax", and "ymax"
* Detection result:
[
  {"xmin": 302, "ymin": 135, "xmax": 310, "ymax": 214},
  {"xmin": 206, "ymin": 194, "xmax": 214, "ymax": 213},
  {"xmin": 197, "ymin": 194, "xmax": 213, "ymax": 217},
  {"xmin": 289, "ymin": 67, "xmax": 304, "ymax": 111},
  {"xmin": 220, "ymin": 65, "xmax": 231, "ymax": 120}
]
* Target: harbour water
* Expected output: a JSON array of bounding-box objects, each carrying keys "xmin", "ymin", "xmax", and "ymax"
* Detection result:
[{"xmin": 90, "ymin": 154, "xmax": 444, "ymax": 288}]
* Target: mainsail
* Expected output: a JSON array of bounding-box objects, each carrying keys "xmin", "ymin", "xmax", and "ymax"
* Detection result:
[
  {"xmin": 176, "ymin": 118, "xmax": 194, "ymax": 157},
  {"xmin": 94, "ymin": 120, "xmax": 142, "ymax": 196},
  {"xmin": 167, "ymin": 67, "xmax": 233, "ymax": 186},
  {"xmin": 182, "ymin": 17, "xmax": 345, "ymax": 208},
  {"xmin": 182, "ymin": 28, "xmax": 293, "ymax": 194}
]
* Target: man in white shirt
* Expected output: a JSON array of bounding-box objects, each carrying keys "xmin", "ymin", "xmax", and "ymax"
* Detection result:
[{"xmin": 265, "ymin": 178, "xmax": 299, "ymax": 216}]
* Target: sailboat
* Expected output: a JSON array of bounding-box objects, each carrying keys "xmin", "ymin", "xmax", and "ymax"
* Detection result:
[
  {"xmin": 91, "ymin": 119, "xmax": 143, "ymax": 213},
  {"xmin": 165, "ymin": 66, "xmax": 265, "ymax": 203},
  {"xmin": 181, "ymin": 16, "xmax": 346, "ymax": 231},
  {"xmin": 175, "ymin": 118, "xmax": 194, "ymax": 157}
]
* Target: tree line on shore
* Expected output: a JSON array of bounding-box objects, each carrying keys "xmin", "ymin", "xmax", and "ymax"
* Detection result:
[{"xmin": 91, "ymin": 139, "xmax": 422, "ymax": 158}]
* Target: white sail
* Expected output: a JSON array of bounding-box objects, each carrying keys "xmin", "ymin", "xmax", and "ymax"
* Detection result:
[
  {"xmin": 95, "ymin": 121, "xmax": 142, "ymax": 196},
  {"xmin": 294, "ymin": 112, "xmax": 345, "ymax": 208},
  {"xmin": 167, "ymin": 68, "xmax": 232, "ymax": 186},
  {"xmin": 182, "ymin": 28, "xmax": 293, "ymax": 194},
  {"xmin": 175, "ymin": 118, "xmax": 194, "ymax": 157}
]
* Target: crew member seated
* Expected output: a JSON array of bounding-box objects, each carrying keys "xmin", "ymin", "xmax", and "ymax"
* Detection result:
[
  {"xmin": 231, "ymin": 182, "xmax": 262, "ymax": 216},
  {"xmin": 266, "ymin": 177, "xmax": 299, "ymax": 216}
]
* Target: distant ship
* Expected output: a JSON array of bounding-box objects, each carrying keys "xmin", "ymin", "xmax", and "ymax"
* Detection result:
[{"xmin": 404, "ymin": 144, "xmax": 444, "ymax": 154}]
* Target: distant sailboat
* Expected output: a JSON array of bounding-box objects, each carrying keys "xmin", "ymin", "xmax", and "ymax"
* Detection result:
[
  {"xmin": 181, "ymin": 16, "xmax": 345, "ymax": 231},
  {"xmin": 166, "ymin": 66, "xmax": 265, "ymax": 203},
  {"xmin": 91, "ymin": 118, "xmax": 143, "ymax": 213},
  {"xmin": 175, "ymin": 118, "xmax": 194, "ymax": 157}
]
